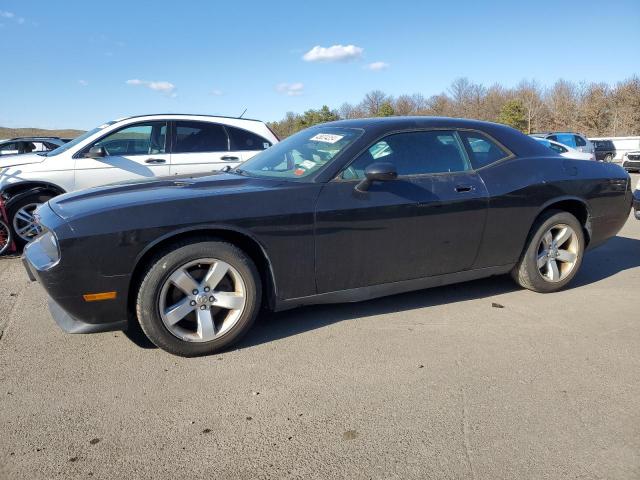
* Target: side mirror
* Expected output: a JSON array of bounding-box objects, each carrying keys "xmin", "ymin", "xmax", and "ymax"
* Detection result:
[
  {"xmin": 86, "ymin": 146, "xmax": 106, "ymax": 158},
  {"xmin": 355, "ymin": 162, "xmax": 398, "ymax": 192}
]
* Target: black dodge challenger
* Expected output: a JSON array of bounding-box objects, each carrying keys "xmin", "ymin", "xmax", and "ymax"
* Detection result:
[{"xmin": 23, "ymin": 117, "xmax": 633, "ymax": 356}]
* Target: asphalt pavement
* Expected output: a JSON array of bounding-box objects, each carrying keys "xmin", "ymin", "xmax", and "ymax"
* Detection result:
[{"xmin": 1, "ymin": 175, "xmax": 639, "ymax": 479}]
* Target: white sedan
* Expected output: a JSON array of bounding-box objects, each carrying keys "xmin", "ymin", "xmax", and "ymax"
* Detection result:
[{"xmin": 533, "ymin": 137, "xmax": 595, "ymax": 161}]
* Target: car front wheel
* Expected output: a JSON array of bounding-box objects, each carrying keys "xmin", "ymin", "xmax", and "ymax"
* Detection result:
[
  {"xmin": 136, "ymin": 240, "xmax": 262, "ymax": 357},
  {"xmin": 512, "ymin": 210, "xmax": 584, "ymax": 293},
  {"xmin": 7, "ymin": 192, "xmax": 52, "ymax": 247}
]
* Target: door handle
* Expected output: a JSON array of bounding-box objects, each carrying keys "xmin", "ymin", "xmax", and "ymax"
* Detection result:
[
  {"xmin": 220, "ymin": 155, "xmax": 239, "ymax": 161},
  {"xmin": 455, "ymin": 184, "xmax": 475, "ymax": 193},
  {"xmin": 145, "ymin": 158, "xmax": 166, "ymax": 164}
]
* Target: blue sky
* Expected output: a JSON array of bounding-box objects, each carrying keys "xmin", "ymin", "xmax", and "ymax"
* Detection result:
[{"xmin": 1, "ymin": 0, "xmax": 639, "ymax": 129}]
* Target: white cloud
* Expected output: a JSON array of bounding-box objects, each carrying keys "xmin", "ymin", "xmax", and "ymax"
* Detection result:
[
  {"xmin": 302, "ymin": 44, "xmax": 363, "ymax": 63},
  {"xmin": 0, "ymin": 10, "xmax": 26, "ymax": 25},
  {"xmin": 366, "ymin": 61, "xmax": 390, "ymax": 71},
  {"xmin": 210, "ymin": 89, "xmax": 223, "ymax": 96},
  {"xmin": 78, "ymin": 80, "xmax": 89, "ymax": 87},
  {"xmin": 126, "ymin": 79, "xmax": 176, "ymax": 96},
  {"xmin": 276, "ymin": 82, "xmax": 304, "ymax": 96}
]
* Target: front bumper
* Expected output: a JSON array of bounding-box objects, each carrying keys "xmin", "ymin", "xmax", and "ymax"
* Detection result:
[
  {"xmin": 23, "ymin": 239, "xmax": 130, "ymax": 334},
  {"xmin": 623, "ymin": 156, "xmax": 640, "ymax": 170}
]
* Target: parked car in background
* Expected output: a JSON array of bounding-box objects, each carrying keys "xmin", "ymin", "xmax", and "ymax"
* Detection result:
[
  {"xmin": 0, "ymin": 114, "xmax": 278, "ymax": 246},
  {"xmin": 590, "ymin": 136, "xmax": 640, "ymax": 162},
  {"xmin": 530, "ymin": 132, "xmax": 594, "ymax": 156},
  {"xmin": 591, "ymin": 139, "xmax": 616, "ymax": 162},
  {"xmin": 533, "ymin": 137, "xmax": 594, "ymax": 160},
  {"xmin": 0, "ymin": 137, "xmax": 68, "ymax": 156},
  {"xmin": 22, "ymin": 116, "xmax": 632, "ymax": 356},
  {"xmin": 622, "ymin": 151, "xmax": 640, "ymax": 172}
]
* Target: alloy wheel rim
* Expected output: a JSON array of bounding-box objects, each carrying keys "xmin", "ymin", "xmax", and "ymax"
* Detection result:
[
  {"xmin": 0, "ymin": 220, "xmax": 10, "ymax": 254},
  {"xmin": 537, "ymin": 223, "xmax": 579, "ymax": 283},
  {"xmin": 12, "ymin": 203, "xmax": 43, "ymax": 242},
  {"xmin": 159, "ymin": 258, "xmax": 247, "ymax": 342}
]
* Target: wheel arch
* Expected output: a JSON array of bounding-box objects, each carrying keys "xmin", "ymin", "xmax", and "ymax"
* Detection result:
[
  {"xmin": 2, "ymin": 181, "xmax": 66, "ymax": 203},
  {"xmin": 535, "ymin": 196, "xmax": 592, "ymax": 246},
  {"xmin": 127, "ymin": 226, "xmax": 278, "ymax": 316}
]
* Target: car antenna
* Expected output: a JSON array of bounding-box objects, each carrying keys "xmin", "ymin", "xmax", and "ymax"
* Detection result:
[{"xmin": 238, "ymin": 108, "xmax": 247, "ymax": 119}]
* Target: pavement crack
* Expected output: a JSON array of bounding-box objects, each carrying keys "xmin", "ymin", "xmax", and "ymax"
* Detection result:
[{"xmin": 456, "ymin": 357, "xmax": 477, "ymax": 480}]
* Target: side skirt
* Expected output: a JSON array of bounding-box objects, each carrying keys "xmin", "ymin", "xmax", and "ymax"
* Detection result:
[{"xmin": 274, "ymin": 264, "xmax": 515, "ymax": 311}]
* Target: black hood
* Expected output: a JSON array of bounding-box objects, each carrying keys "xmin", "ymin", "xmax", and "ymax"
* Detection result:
[{"xmin": 48, "ymin": 172, "xmax": 285, "ymax": 220}]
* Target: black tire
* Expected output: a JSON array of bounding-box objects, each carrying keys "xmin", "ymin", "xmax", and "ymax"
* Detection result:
[
  {"xmin": 604, "ymin": 154, "xmax": 613, "ymax": 163},
  {"xmin": 136, "ymin": 239, "xmax": 262, "ymax": 357},
  {"xmin": 0, "ymin": 219, "xmax": 12, "ymax": 255},
  {"xmin": 511, "ymin": 210, "xmax": 584, "ymax": 293},
  {"xmin": 6, "ymin": 192, "xmax": 53, "ymax": 248}
]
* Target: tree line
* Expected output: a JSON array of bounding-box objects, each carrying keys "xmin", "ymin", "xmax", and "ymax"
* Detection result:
[{"xmin": 267, "ymin": 76, "xmax": 640, "ymax": 139}]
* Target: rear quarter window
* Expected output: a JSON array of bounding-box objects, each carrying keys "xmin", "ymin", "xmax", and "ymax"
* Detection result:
[
  {"xmin": 227, "ymin": 126, "xmax": 272, "ymax": 151},
  {"xmin": 458, "ymin": 131, "xmax": 510, "ymax": 169}
]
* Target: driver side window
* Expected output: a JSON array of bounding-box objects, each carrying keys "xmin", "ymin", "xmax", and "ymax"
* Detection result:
[
  {"xmin": 88, "ymin": 122, "xmax": 167, "ymax": 157},
  {"xmin": 341, "ymin": 130, "xmax": 469, "ymax": 180}
]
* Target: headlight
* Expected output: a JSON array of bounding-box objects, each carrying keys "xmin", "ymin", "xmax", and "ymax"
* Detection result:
[{"xmin": 26, "ymin": 230, "xmax": 61, "ymax": 270}]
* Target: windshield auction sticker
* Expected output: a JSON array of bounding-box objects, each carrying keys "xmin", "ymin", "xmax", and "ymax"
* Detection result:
[{"xmin": 310, "ymin": 133, "xmax": 344, "ymax": 144}]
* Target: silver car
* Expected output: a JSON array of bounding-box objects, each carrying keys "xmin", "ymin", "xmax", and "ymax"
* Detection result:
[{"xmin": 530, "ymin": 132, "xmax": 595, "ymax": 155}]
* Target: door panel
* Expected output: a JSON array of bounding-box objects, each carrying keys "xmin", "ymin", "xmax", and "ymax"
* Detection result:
[
  {"xmin": 315, "ymin": 178, "xmax": 429, "ymax": 293},
  {"xmin": 420, "ymin": 172, "xmax": 488, "ymax": 274},
  {"xmin": 74, "ymin": 122, "xmax": 170, "ymax": 190},
  {"xmin": 314, "ymin": 129, "xmax": 490, "ymax": 294},
  {"xmin": 314, "ymin": 174, "xmax": 488, "ymax": 293},
  {"xmin": 74, "ymin": 154, "xmax": 170, "ymax": 190}
]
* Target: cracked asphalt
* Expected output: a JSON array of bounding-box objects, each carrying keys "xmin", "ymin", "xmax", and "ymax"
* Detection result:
[{"xmin": 1, "ymin": 175, "xmax": 639, "ymax": 479}]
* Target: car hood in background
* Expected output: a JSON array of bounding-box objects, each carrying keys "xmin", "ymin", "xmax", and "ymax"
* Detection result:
[
  {"xmin": 48, "ymin": 172, "xmax": 288, "ymax": 221},
  {"xmin": 0, "ymin": 153, "xmax": 46, "ymax": 169}
]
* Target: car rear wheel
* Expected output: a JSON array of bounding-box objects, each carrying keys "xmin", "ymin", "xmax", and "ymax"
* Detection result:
[
  {"xmin": 604, "ymin": 153, "xmax": 613, "ymax": 162},
  {"xmin": 511, "ymin": 210, "xmax": 584, "ymax": 293},
  {"xmin": 136, "ymin": 240, "xmax": 261, "ymax": 357},
  {"xmin": 7, "ymin": 193, "xmax": 52, "ymax": 247}
]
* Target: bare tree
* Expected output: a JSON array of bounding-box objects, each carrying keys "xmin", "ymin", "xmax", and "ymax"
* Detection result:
[
  {"xmin": 577, "ymin": 82, "xmax": 611, "ymax": 136},
  {"xmin": 546, "ymin": 80, "xmax": 577, "ymax": 132},
  {"xmin": 610, "ymin": 76, "xmax": 640, "ymax": 136},
  {"xmin": 483, "ymin": 84, "xmax": 510, "ymax": 121},
  {"xmin": 424, "ymin": 94, "xmax": 453, "ymax": 116},
  {"xmin": 359, "ymin": 90, "xmax": 390, "ymax": 116},
  {"xmin": 394, "ymin": 93, "xmax": 426, "ymax": 116},
  {"xmin": 516, "ymin": 80, "xmax": 546, "ymax": 133},
  {"xmin": 338, "ymin": 102, "xmax": 364, "ymax": 119},
  {"xmin": 267, "ymin": 76, "xmax": 640, "ymax": 138}
]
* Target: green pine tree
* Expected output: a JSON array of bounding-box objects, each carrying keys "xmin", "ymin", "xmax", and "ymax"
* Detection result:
[{"xmin": 498, "ymin": 99, "xmax": 527, "ymax": 132}]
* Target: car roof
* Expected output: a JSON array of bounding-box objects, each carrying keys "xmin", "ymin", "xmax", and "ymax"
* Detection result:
[
  {"xmin": 6, "ymin": 136, "xmax": 63, "ymax": 141},
  {"xmin": 115, "ymin": 113, "xmax": 265, "ymax": 123},
  {"xmin": 321, "ymin": 116, "xmax": 513, "ymax": 131},
  {"xmin": 315, "ymin": 116, "xmax": 553, "ymax": 158}
]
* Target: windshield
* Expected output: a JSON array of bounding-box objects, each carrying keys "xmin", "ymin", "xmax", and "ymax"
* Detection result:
[
  {"xmin": 237, "ymin": 127, "xmax": 362, "ymax": 180},
  {"xmin": 44, "ymin": 121, "xmax": 116, "ymax": 156}
]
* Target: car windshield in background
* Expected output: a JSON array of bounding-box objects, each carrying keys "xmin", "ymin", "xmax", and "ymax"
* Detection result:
[
  {"xmin": 44, "ymin": 121, "xmax": 116, "ymax": 157},
  {"xmin": 236, "ymin": 127, "xmax": 362, "ymax": 180}
]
